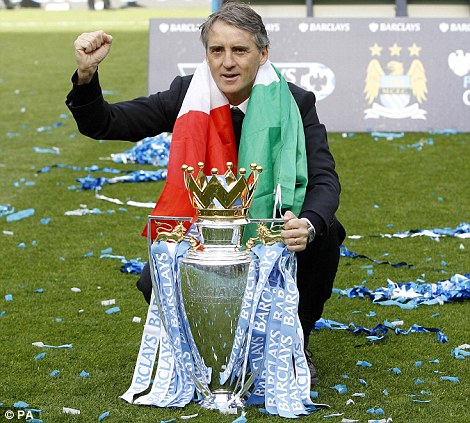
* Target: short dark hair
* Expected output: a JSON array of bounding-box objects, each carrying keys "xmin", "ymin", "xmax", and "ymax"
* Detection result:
[{"xmin": 199, "ymin": 1, "xmax": 270, "ymax": 52}]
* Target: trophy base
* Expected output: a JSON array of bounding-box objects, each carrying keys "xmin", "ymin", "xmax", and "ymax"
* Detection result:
[{"xmin": 198, "ymin": 389, "xmax": 245, "ymax": 411}]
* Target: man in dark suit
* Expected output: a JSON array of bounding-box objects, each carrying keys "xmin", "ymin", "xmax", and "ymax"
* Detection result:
[{"xmin": 67, "ymin": 1, "xmax": 345, "ymax": 385}]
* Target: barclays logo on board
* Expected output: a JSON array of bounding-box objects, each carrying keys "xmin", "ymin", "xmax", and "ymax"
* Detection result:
[
  {"xmin": 298, "ymin": 22, "xmax": 350, "ymax": 32},
  {"xmin": 369, "ymin": 22, "xmax": 421, "ymax": 32},
  {"xmin": 439, "ymin": 22, "xmax": 470, "ymax": 32},
  {"xmin": 158, "ymin": 23, "xmax": 200, "ymax": 33}
]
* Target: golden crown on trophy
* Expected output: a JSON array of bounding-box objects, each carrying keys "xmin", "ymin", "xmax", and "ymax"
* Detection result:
[{"xmin": 182, "ymin": 162, "xmax": 262, "ymax": 219}]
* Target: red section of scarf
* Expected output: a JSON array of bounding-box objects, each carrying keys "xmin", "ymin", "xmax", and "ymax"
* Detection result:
[{"xmin": 142, "ymin": 105, "xmax": 237, "ymax": 239}]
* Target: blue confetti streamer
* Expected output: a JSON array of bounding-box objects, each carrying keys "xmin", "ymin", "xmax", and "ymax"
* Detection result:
[
  {"xmin": 120, "ymin": 259, "xmax": 145, "ymax": 274},
  {"xmin": 33, "ymin": 146, "xmax": 60, "ymax": 155},
  {"xmin": 451, "ymin": 345, "xmax": 470, "ymax": 359},
  {"xmin": 77, "ymin": 169, "xmax": 167, "ymax": 191},
  {"xmin": 349, "ymin": 222, "xmax": 470, "ymax": 240},
  {"xmin": 99, "ymin": 253, "xmax": 145, "ymax": 274},
  {"xmin": 399, "ymin": 138, "xmax": 434, "ymax": 151},
  {"xmin": 332, "ymin": 273, "xmax": 469, "ymax": 308},
  {"xmin": 366, "ymin": 407, "xmax": 385, "ymax": 415},
  {"xmin": 34, "ymin": 352, "xmax": 46, "ymax": 361},
  {"xmin": 36, "ymin": 163, "xmax": 123, "ymax": 175},
  {"xmin": 429, "ymin": 128, "xmax": 458, "ymax": 135},
  {"xmin": 371, "ymin": 131, "xmax": 405, "ymax": 140},
  {"xmin": 14, "ymin": 401, "xmax": 29, "ymax": 409},
  {"xmin": 440, "ymin": 376, "xmax": 460, "ymax": 383},
  {"xmin": 105, "ymin": 307, "xmax": 121, "ymax": 315},
  {"xmin": 111, "ymin": 133, "xmax": 171, "ymax": 167},
  {"xmin": 340, "ymin": 246, "xmax": 413, "ymax": 268},
  {"xmin": 315, "ymin": 318, "xmax": 448, "ymax": 343},
  {"xmin": 0, "ymin": 204, "xmax": 15, "ymax": 217},
  {"xmin": 356, "ymin": 360, "xmax": 373, "ymax": 368},
  {"xmin": 330, "ymin": 384, "xmax": 348, "ymax": 394},
  {"xmin": 98, "ymin": 411, "xmax": 110, "ymax": 421},
  {"xmin": 80, "ymin": 370, "xmax": 90, "ymax": 378},
  {"xmin": 388, "ymin": 222, "xmax": 470, "ymax": 239},
  {"xmin": 6, "ymin": 208, "xmax": 35, "ymax": 222}
]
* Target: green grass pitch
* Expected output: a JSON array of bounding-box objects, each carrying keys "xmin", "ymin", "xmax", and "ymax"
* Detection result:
[{"xmin": 0, "ymin": 8, "xmax": 469, "ymax": 423}]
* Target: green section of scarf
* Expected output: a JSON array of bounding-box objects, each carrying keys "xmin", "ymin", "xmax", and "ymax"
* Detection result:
[{"xmin": 238, "ymin": 65, "xmax": 308, "ymax": 243}]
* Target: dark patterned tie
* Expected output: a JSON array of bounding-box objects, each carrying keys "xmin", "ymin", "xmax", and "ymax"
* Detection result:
[{"xmin": 231, "ymin": 107, "xmax": 245, "ymax": 149}]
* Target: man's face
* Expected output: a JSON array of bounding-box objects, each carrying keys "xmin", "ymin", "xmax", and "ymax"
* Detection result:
[{"xmin": 206, "ymin": 20, "xmax": 268, "ymax": 106}]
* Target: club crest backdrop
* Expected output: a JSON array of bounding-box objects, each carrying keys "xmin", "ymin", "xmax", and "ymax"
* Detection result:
[{"xmin": 148, "ymin": 18, "xmax": 470, "ymax": 132}]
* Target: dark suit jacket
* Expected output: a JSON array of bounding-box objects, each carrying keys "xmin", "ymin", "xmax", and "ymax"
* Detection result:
[{"xmin": 67, "ymin": 72, "xmax": 342, "ymax": 240}]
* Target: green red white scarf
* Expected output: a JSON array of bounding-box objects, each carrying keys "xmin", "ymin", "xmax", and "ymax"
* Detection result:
[{"xmin": 143, "ymin": 60, "xmax": 307, "ymax": 239}]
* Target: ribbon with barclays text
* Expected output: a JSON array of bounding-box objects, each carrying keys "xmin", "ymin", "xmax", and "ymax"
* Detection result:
[{"xmin": 122, "ymin": 241, "xmax": 313, "ymax": 416}]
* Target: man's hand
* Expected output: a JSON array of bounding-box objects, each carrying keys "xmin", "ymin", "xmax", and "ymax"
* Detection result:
[
  {"xmin": 281, "ymin": 210, "xmax": 309, "ymax": 252},
  {"xmin": 74, "ymin": 30, "xmax": 113, "ymax": 85}
]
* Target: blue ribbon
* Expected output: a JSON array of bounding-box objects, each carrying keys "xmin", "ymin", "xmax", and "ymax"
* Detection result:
[
  {"xmin": 223, "ymin": 244, "xmax": 313, "ymax": 417},
  {"xmin": 340, "ymin": 245, "xmax": 413, "ymax": 268}
]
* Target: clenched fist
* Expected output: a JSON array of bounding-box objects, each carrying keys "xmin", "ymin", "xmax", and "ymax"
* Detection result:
[{"xmin": 74, "ymin": 30, "xmax": 113, "ymax": 85}]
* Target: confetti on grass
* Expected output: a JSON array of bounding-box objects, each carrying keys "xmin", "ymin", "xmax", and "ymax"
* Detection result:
[
  {"xmin": 332, "ymin": 273, "xmax": 469, "ymax": 308},
  {"xmin": 315, "ymin": 318, "xmax": 448, "ymax": 343},
  {"xmin": 6, "ymin": 208, "xmax": 35, "ymax": 222},
  {"xmin": 451, "ymin": 344, "xmax": 470, "ymax": 359},
  {"xmin": 330, "ymin": 384, "xmax": 348, "ymax": 394},
  {"xmin": 98, "ymin": 411, "xmax": 110, "ymax": 421},
  {"xmin": 348, "ymin": 222, "xmax": 470, "ymax": 240},
  {"xmin": 440, "ymin": 376, "xmax": 460, "ymax": 383},
  {"xmin": 14, "ymin": 401, "xmax": 29, "ymax": 408},
  {"xmin": 63, "ymin": 407, "xmax": 80, "ymax": 415},
  {"xmin": 32, "ymin": 342, "xmax": 72, "ymax": 349},
  {"xmin": 366, "ymin": 408, "xmax": 384, "ymax": 415},
  {"xmin": 340, "ymin": 245, "xmax": 412, "ymax": 268},
  {"xmin": 77, "ymin": 169, "xmax": 167, "ymax": 191},
  {"xmin": 110, "ymin": 134, "xmax": 171, "ymax": 167}
]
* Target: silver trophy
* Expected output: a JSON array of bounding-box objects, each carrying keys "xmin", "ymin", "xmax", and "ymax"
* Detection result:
[{"xmin": 149, "ymin": 162, "xmax": 282, "ymax": 410}]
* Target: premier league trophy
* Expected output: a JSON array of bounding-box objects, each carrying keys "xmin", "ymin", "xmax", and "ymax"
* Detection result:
[
  {"xmin": 177, "ymin": 162, "xmax": 261, "ymax": 408},
  {"xmin": 145, "ymin": 162, "xmax": 271, "ymax": 409},
  {"xmin": 122, "ymin": 162, "xmax": 313, "ymax": 416}
]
